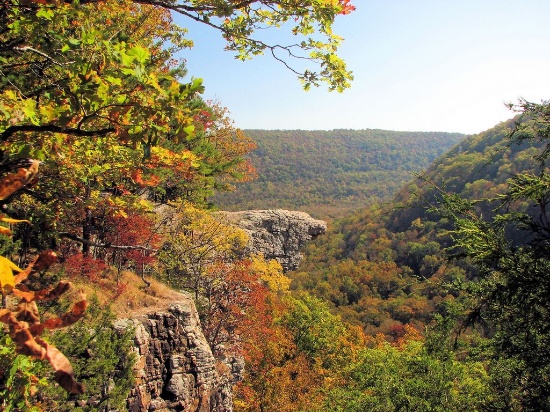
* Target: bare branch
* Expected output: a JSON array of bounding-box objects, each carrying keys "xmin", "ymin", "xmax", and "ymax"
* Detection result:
[
  {"xmin": 1, "ymin": 124, "xmax": 115, "ymax": 142},
  {"xmin": 58, "ymin": 232, "xmax": 158, "ymax": 253},
  {"xmin": 14, "ymin": 45, "xmax": 66, "ymax": 67}
]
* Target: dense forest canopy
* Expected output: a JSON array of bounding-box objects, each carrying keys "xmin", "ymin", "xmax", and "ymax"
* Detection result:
[
  {"xmin": 291, "ymin": 102, "xmax": 550, "ymax": 408},
  {"xmin": 293, "ymin": 118, "xmax": 524, "ymax": 331},
  {"xmin": 213, "ymin": 129, "xmax": 464, "ymax": 217},
  {"xmin": 1, "ymin": 0, "xmax": 550, "ymax": 410}
]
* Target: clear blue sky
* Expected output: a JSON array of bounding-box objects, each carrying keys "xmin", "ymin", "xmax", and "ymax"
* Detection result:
[{"xmin": 174, "ymin": 1, "xmax": 550, "ymax": 134}]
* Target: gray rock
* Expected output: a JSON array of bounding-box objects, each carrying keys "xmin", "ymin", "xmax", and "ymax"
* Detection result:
[
  {"xmin": 122, "ymin": 293, "xmax": 233, "ymax": 412},
  {"xmin": 220, "ymin": 209, "xmax": 327, "ymax": 272}
]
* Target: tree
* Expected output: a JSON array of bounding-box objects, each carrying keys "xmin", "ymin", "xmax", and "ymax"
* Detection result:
[
  {"xmin": 321, "ymin": 329, "xmax": 490, "ymax": 412},
  {"xmin": 1, "ymin": 0, "xmax": 201, "ymax": 152},
  {"xmin": 41, "ymin": 296, "xmax": 136, "ymax": 411},
  {"xmin": 156, "ymin": 203, "xmax": 248, "ymax": 298},
  {"xmin": 1, "ymin": 2, "xmax": 263, "ymax": 259},
  {"xmin": 1, "ymin": 0, "xmax": 206, "ymax": 256},
  {"xmin": 281, "ymin": 293, "xmax": 362, "ymax": 370},
  {"xmin": 435, "ymin": 99, "xmax": 550, "ymax": 409},
  {"xmin": 0, "ymin": 162, "xmax": 87, "ymax": 403},
  {"xmin": 200, "ymin": 258, "xmax": 268, "ymax": 354},
  {"xmin": 1, "ymin": 0, "xmax": 354, "ymax": 157},
  {"xmin": 44, "ymin": 0, "xmax": 355, "ymax": 91},
  {"xmin": 235, "ymin": 293, "xmax": 336, "ymax": 412},
  {"xmin": 148, "ymin": 101, "xmax": 258, "ymax": 205}
]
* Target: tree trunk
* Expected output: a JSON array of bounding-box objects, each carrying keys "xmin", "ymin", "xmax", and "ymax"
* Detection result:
[{"xmin": 82, "ymin": 184, "xmax": 92, "ymax": 255}]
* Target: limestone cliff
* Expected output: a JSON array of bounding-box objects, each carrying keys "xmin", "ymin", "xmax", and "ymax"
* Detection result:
[
  {"xmin": 220, "ymin": 209, "xmax": 327, "ymax": 272},
  {"xmin": 121, "ymin": 210, "xmax": 325, "ymax": 411},
  {"xmin": 118, "ymin": 293, "xmax": 241, "ymax": 412}
]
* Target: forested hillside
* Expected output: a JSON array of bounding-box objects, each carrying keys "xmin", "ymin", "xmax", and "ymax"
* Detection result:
[
  {"xmin": 213, "ymin": 129, "xmax": 464, "ymax": 217},
  {"xmin": 292, "ymin": 118, "xmax": 526, "ymax": 332},
  {"xmin": 291, "ymin": 104, "xmax": 550, "ymax": 409}
]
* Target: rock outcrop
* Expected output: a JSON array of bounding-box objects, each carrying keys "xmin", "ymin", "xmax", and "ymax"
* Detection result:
[
  {"xmin": 118, "ymin": 292, "xmax": 239, "ymax": 412},
  {"xmin": 120, "ymin": 210, "xmax": 325, "ymax": 411},
  {"xmin": 220, "ymin": 209, "xmax": 327, "ymax": 272}
]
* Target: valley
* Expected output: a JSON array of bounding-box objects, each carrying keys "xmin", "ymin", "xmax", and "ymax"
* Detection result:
[
  {"xmin": 214, "ymin": 129, "xmax": 465, "ymax": 218},
  {"xmin": 2, "ymin": 1, "xmax": 549, "ymax": 410}
]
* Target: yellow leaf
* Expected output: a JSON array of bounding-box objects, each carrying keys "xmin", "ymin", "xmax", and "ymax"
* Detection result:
[
  {"xmin": 147, "ymin": 72, "xmax": 166, "ymax": 95},
  {"xmin": 116, "ymin": 210, "xmax": 128, "ymax": 218},
  {"xmin": 139, "ymin": 199, "xmax": 153, "ymax": 210},
  {"xmin": 0, "ymin": 226, "xmax": 11, "ymax": 236},
  {"xmin": 1, "ymin": 217, "xmax": 30, "ymax": 224},
  {"xmin": 39, "ymin": 103, "xmax": 58, "ymax": 121},
  {"xmin": 0, "ymin": 256, "xmax": 21, "ymax": 295}
]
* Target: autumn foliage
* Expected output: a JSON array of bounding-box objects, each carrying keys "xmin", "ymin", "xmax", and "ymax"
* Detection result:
[{"xmin": 0, "ymin": 163, "xmax": 87, "ymax": 395}]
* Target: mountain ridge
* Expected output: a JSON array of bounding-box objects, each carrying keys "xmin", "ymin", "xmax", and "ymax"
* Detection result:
[{"xmin": 213, "ymin": 129, "xmax": 466, "ymax": 218}]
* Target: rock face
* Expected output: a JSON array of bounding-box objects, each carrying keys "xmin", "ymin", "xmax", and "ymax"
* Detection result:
[
  {"xmin": 118, "ymin": 293, "xmax": 237, "ymax": 412},
  {"xmin": 220, "ymin": 209, "xmax": 327, "ymax": 272},
  {"xmin": 121, "ymin": 210, "xmax": 325, "ymax": 411}
]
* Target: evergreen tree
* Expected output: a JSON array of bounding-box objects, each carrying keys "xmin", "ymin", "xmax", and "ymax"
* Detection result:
[{"xmin": 437, "ymin": 100, "xmax": 550, "ymax": 409}]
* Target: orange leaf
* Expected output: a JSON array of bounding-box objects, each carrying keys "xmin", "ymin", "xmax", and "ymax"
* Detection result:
[
  {"xmin": 33, "ymin": 250, "xmax": 57, "ymax": 272},
  {"xmin": 35, "ymin": 336, "xmax": 85, "ymax": 394},
  {"xmin": 0, "ymin": 217, "xmax": 31, "ymax": 224},
  {"xmin": 13, "ymin": 328, "xmax": 47, "ymax": 358},
  {"xmin": 0, "ymin": 308, "xmax": 12, "ymax": 321},
  {"xmin": 0, "ymin": 160, "xmax": 39, "ymax": 200},
  {"xmin": 0, "ymin": 226, "xmax": 12, "ymax": 236},
  {"xmin": 12, "ymin": 287, "xmax": 36, "ymax": 302},
  {"xmin": 14, "ymin": 281, "xmax": 71, "ymax": 304},
  {"xmin": 13, "ymin": 250, "xmax": 58, "ymax": 285},
  {"xmin": 13, "ymin": 266, "xmax": 32, "ymax": 285},
  {"xmin": 35, "ymin": 281, "xmax": 71, "ymax": 301},
  {"xmin": 14, "ymin": 301, "xmax": 41, "ymax": 324},
  {"xmin": 41, "ymin": 295, "xmax": 87, "ymax": 330}
]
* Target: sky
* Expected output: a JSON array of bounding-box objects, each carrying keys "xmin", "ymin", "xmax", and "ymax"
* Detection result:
[{"xmin": 175, "ymin": 1, "xmax": 550, "ymax": 134}]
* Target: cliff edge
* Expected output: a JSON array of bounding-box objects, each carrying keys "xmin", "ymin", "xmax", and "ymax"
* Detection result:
[
  {"xmin": 120, "ymin": 209, "xmax": 325, "ymax": 411},
  {"xmin": 118, "ymin": 293, "xmax": 237, "ymax": 412},
  {"xmin": 220, "ymin": 209, "xmax": 327, "ymax": 272}
]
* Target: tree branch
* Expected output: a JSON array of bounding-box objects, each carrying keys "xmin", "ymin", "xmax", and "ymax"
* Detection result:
[
  {"xmin": 14, "ymin": 45, "xmax": 66, "ymax": 67},
  {"xmin": 58, "ymin": 232, "xmax": 157, "ymax": 253},
  {"xmin": 1, "ymin": 124, "xmax": 115, "ymax": 142}
]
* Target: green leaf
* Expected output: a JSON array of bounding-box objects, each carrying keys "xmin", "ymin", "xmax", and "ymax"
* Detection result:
[
  {"xmin": 105, "ymin": 75, "xmax": 122, "ymax": 86},
  {"xmin": 126, "ymin": 46, "xmax": 150, "ymax": 65},
  {"xmin": 183, "ymin": 124, "xmax": 195, "ymax": 139},
  {"xmin": 36, "ymin": 8, "xmax": 54, "ymax": 20},
  {"xmin": 120, "ymin": 52, "xmax": 134, "ymax": 67},
  {"xmin": 68, "ymin": 38, "xmax": 81, "ymax": 47}
]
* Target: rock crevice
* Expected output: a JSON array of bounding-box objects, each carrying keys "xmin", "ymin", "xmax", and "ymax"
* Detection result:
[{"xmin": 118, "ymin": 294, "xmax": 233, "ymax": 412}]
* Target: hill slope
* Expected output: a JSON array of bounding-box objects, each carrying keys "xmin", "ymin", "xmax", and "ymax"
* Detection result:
[
  {"xmin": 213, "ymin": 129, "xmax": 465, "ymax": 217},
  {"xmin": 290, "ymin": 118, "xmax": 543, "ymax": 336}
]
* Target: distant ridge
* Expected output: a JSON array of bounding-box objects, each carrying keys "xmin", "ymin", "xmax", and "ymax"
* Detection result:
[{"xmin": 213, "ymin": 129, "xmax": 465, "ymax": 218}]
